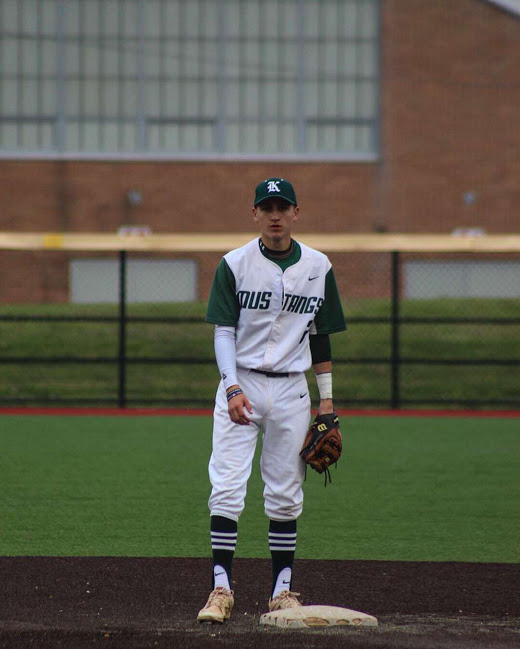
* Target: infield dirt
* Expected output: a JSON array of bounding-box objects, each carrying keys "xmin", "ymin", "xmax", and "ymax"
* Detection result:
[{"xmin": 1, "ymin": 557, "xmax": 518, "ymax": 649}]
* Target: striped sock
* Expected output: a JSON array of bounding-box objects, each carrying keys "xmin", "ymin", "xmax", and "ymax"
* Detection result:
[
  {"xmin": 210, "ymin": 515, "xmax": 237, "ymax": 589},
  {"xmin": 269, "ymin": 519, "xmax": 297, "ymax": 597}
]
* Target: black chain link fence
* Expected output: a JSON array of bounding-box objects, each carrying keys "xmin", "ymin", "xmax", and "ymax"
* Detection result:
[{"xmin": 0, "ymin": 247, "xmax": 519, "ymax": 409}]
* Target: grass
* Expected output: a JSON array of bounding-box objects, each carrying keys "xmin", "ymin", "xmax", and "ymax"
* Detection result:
[
  {"xmin": 0, "ymin": 414, "xmax": 518, "ymax": 563},
  {"xmin": 0, "ymin": 299, "xmax": 519, "ymax": 407}
]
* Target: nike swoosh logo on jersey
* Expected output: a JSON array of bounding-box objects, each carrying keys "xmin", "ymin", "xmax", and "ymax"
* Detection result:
[
  {"xmin": 214, "ymin": 571, "xmax": 226, "ymax": 577},
  {"xmin": 300, "ymin": 393, "xmax": 307, "ymax": 398},
  {"xmin": 308, "ymin": 275, "xmax": 319, "ymax": 281}
]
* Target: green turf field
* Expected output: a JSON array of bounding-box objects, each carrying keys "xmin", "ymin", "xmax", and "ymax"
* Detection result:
[{"xmin": 0, "ymin": 414, "xmax": 518, "ymax": 563}]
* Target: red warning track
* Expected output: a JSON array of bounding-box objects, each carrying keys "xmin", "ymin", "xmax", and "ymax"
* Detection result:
[{"xmin": 0, "ymin": 407, "xmax": 519, "ymax": 417}]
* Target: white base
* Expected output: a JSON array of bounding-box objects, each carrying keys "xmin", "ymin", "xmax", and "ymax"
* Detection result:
[{"xmin": 259, "ymin": 604, "xmax": 378, "ymax": 628}]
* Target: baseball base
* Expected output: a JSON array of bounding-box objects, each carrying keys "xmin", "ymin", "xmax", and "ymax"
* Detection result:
[{"xmin": 259, "ymin": 604, "xmax": 378, "ymax": 628}]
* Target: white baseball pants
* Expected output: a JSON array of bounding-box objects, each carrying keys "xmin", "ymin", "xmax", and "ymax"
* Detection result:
[{"xmin": 208, "ymin": 368, "xmax": 311, "ymax": 522}]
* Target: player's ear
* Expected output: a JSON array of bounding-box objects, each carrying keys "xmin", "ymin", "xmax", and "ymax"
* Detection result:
[
  {"xmin": 292, "ymin": 206, "xmax": 300, "ymax": 223},
  {"xmin": 252, "ymin": 206, "xmax": 259, "ymax": 223}
]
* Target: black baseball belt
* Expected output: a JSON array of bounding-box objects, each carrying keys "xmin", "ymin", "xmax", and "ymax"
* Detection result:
[{"xmin": 250, "ymin": 368, "xmax": 289, "ymax": 378}]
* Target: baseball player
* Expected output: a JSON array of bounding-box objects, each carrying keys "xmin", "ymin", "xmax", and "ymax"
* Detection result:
[{"xmin": 197, "ymin": 177, "xmax": 346, "ymax": 623}]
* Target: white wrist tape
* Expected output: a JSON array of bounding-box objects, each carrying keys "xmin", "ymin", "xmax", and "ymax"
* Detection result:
[{"xmin": 316, "ymin": 372, "xmax": 333, "ymax": 400}]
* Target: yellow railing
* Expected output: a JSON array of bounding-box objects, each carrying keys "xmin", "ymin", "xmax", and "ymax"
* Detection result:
[{"xmin": 1, "ymin": 231, "xmax": 520, "ymax": 252}]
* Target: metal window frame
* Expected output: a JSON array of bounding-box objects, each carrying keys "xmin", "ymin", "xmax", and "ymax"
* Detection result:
[{"xmin": 0, "ymin": 0, "xmax": 382, "ymax": 160}]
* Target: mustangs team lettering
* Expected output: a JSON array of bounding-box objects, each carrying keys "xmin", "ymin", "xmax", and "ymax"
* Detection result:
[{"xmin": 237, "ymin": 290, "xmax": 324, "ymax": 315}]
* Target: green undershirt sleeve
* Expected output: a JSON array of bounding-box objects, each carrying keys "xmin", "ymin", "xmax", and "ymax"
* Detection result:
[
  {"xmin": 313, "ymin": 267, "xmax": 347, "ymax": 334},
  {"xmin": 205, "ymin": 258, "xmax": 239, "ymax": 326}
]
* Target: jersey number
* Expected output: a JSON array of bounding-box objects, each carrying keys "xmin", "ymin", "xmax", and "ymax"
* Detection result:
[{"xmin": 299, "ymin": 320, "xmax": 313, "ymax": 344}]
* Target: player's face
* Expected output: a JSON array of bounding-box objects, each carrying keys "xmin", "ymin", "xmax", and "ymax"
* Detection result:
[{"xmin": 252, "ymin": 198, "xmax": 299, "ymax": 250}]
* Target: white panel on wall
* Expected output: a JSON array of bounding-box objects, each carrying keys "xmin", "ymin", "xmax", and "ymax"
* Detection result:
[
  {"xmin": 70, "ymin": 258, "xmax": 197, "ymax": 303},
  {"xmin": 404, "ymin": 261, "xmax": 520, "ymax": 299}
]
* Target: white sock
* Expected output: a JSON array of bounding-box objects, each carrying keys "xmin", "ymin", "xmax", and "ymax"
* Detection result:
[
  {"xmin": 213, "ymin": 564, "xmax": 231, "ymax": 590},
  {"xmin": 272, "ymin": 567, "xmax": 292, "ymax": 598}
]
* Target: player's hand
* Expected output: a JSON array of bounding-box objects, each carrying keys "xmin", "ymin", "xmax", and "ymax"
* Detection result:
[{"xmin": 228, "ymin": 392, "xmax": 253, "ymax": 425}]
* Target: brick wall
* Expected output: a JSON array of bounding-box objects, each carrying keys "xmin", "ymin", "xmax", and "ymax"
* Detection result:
[
  {"xmin": 381, "ymin": 0, "xmax": 520, "ymax": 234},
  {"xmin": 1, "ymin": 0, "xmax": 519, "ymax": 302}
]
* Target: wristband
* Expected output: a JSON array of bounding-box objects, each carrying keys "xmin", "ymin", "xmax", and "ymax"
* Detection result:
[
  {"xmin": 316, "ymin": 372, "xmax": 332, "ymax": 400},
  {"xmin": 226, "ymin": 387, "xmax": 243, "ymax": 402}
]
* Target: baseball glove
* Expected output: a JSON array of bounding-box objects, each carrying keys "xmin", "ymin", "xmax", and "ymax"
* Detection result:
[{"xmin": 300, "ymin": 412, "xmax": 342, "ymax": 482}]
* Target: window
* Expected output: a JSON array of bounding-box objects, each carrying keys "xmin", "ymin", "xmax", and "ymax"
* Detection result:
[
  {"xmin": 404, "ymin": 261, "xmax": 520, "ymax": 299},
  {"xmin": 0, "ymin": 0, "xmax": 380, "ymax": 158}
]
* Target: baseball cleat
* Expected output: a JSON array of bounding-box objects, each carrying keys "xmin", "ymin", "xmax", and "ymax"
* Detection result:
[
  {"xmin": 268, "ymin": 590, "xmax": 303, "ymax": 612},
  {"xmin": 197, "ymin": 587, "xmax": 234, "ymax": 623}
]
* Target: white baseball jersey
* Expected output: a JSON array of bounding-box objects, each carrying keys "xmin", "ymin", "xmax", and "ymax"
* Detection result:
[
  {"xmin": 206, "ymin": 238, "xmax": 345, "ymax": 373},
  {"xmin": 206, "ymin": 237, "xmax": 345, "ymax": 522}
]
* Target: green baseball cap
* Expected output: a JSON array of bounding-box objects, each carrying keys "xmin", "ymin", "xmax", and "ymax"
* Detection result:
[{"xmin": 254, "ymin": 177, "xmax": 297, "ymax": 206}]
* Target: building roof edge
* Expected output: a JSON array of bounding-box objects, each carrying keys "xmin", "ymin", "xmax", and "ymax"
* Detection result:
[{"xmin": 484, "ymin": 0, "xmax": 520, "ymax": 18}]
